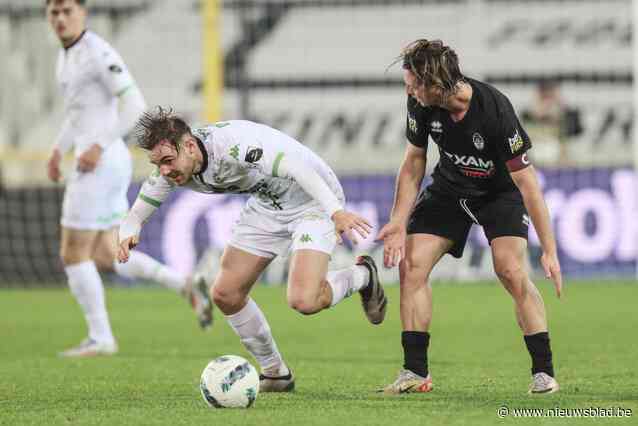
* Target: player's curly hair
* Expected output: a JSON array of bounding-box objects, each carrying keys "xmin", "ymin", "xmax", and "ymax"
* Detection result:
[
  {"xmin": 398, "ymin": 39, "xmax": 464, "ymax": 98},
  {"xmin": 135, "ymin": 106, "xmax": 192, "ymax": 152}
]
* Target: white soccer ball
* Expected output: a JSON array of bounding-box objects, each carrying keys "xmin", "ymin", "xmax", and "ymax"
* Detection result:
[{"xmin": 200, "ymin": 355, "xmax": 260, "ymax": 408}]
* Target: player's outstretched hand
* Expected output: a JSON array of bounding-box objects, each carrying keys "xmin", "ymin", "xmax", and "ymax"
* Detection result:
[
  {"xmin": 77, "ymin": 144, "xmax": 103, "ymax": 173},
  {"xmin": 47, "ymin": 149, "xmax": 62, "ymax": 182},
  {"xmin": 331, "ymin": 210, "xmax": 372, "ymax": 245},
  {"xmin": 541, "ymin": 251, "xmax": 562, "ymax": 298},
  {"xmin": 117, "ymin": 235, "xmax": 139, "ymax": 263},
  {"xmin": 376, "ymin": 221, "xmax": 406, "ymax": 268}
]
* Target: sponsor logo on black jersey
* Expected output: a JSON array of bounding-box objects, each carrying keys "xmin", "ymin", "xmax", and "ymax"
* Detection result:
[
  {"xmin": 472, "ymin": 132, "xmax": 485, "ymax": 151},
  {"xmin": 444, "ymin": 151, "xmax": 495, "ymax": 178},
  {"xmin": 108, "ymin": 64, "xmax": 123, "ymax": 73},
  {"xmin": 508, "ymin": 129, "xmax": 524, "ymax": 153},
  {"xmin": 245, "ymin": 146, "xmax": 263, "ymax": 163},
  {"xmin": 430, "ymin": 121, "xmax": 443, "ymax": 134}
]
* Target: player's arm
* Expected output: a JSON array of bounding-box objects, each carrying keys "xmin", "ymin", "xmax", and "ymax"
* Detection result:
[
  {"xmin": 48, "ymin": 117, "xmax": 74, "ymax": 182},
  {"xmin": 498, "ymin": 95, "xmax": 562, "ymax": 297},
  {"xmin": 276, "ymin": 155, "xmax": 371, "ymax": 244},
  {"xmin": 117, "ymin": 173, "xmax": 172, "ymax": 263},
  {"xmin": 509, "ymin": 161, "xmax": 562, "ymax": 297},
  {"xmin": 378, "ymin": 142, "xmax": 427, "ymax": 267},
  {"xmin": 378, "ymin": 96, "xmax": 429, "ymax": 267}
]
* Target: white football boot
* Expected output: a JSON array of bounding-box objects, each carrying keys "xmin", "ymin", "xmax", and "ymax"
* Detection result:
[
  {"xmin": 381, "ymin": 369, "xmax": 433, "ymax": 394},
  {"xmin": 59, "ymin": 338, "xmax": 118, "ymax": 357},
  {"xmin": 528, "ymin": 372, "xmax": 560, "ymax": 394},
  {"xmin": 184, "ymin": 274, "xmax": 214, "ymax": 330}
]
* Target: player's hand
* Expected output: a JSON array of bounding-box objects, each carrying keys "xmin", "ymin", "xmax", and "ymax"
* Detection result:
[
  {"xmin": 117, "ymin": 235, "xmax": 139, "ymax": 263},
  {"xmin": 376, "ymin": 220, "xmax": 406, "ymax": 268},
  {"xmin": 331, "ymin": 210, "xmax": 372, "ymax": 245},
  {"xmin": 77, "ymin": 144, "xmax": 103, "ymax": 173},
  {"xmin": 47, "ymin": 149, "xmax": 62, "ymax": 182},
  {"xmin": 540, "ymin": 251, "xmax": 562, "ymax": 298}
]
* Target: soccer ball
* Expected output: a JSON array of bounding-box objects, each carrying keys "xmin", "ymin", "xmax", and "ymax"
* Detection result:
[{"xmin": 200, "ymin": 355, "xmax": 260, "ymax": 408}]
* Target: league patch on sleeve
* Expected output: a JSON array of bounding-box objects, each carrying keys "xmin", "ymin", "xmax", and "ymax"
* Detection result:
[
  {"xmin": 108, "ymin": 64, "xmax": 123, "ymax": 73},
  {"xmin": 508, "ymin": 129, "xmax": 524, "ymax": 153},
  {"xmin": 245, "ymin": 147, "xmax": 263, "ymax": 163}
]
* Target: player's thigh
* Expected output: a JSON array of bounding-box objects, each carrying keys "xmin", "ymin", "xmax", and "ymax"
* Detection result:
[
  {"xmin": 61, "ymin": 154, "xmax": 130, "ymax": 231},
  {"xmin": 287, "ymin": 249, "xmax": 330, "ymax": 301},
  {"xmin": 92, "ymin": 227, "xmax": 119, "ymax": 271},
  {"xmin": 60, "ymin": 226, "xmax": 99, "ymax": 264},
  {"xmin": 407, "ymin": 189, "xmax": 473, "ymax": 258},
  {"xmin": 401, "ymin": 233, "xmax": 452, "ymax": 287},
  {"xmin": 213, "ymin": 244, "xmax": 272, "ymax": 302}
]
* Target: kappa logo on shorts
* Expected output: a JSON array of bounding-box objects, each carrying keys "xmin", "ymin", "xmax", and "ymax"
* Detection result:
[
  {"xmin": 300, "ymin": 234, "xmax": 313, "ymax": 243},
  {"xmin": 522, "ymin": 214, "xmax": 530, "ymax": 227}
]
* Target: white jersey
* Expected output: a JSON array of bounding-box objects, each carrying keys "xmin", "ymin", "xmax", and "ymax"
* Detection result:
[
  {"xmin": 55, "ymin": 30, "xmax": 134, "ymax": 155},
  {"xmin": 138, "ymin": 120, "xmax": 345, "ymax": 218}
]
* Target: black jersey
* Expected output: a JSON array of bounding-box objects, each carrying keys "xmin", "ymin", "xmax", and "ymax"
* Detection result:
[{"xmin": 405, "ymin": 78, "xmax": 532, "ymax": 199}]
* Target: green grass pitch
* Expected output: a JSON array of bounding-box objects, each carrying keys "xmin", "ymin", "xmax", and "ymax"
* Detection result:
[{"xmin": 1, "ymin": 281, "xmax": 637, "ymax": 425}]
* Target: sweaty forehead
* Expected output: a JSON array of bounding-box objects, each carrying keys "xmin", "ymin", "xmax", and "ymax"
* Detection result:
[{"xmin": 149, "ymin": 140, "xmax": 177, "ymax": 163}]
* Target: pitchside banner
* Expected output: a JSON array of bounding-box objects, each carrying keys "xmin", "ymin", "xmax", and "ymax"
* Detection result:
[
  {"xmin": 216, "ymin": 0, "xmax": 631, "ymax": 173},
  {"xmin": 130, "ymin": 168, "xmax": 637, "ymax": 282}
]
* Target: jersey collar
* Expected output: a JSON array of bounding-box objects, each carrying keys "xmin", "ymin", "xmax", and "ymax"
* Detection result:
[
  {"xmin": 64, "ymin": 29, "xmax": 87, "ymax": 51},
  {"xmin": 194, "ymin": 135, "xmax": 209, "ymax": 177}
]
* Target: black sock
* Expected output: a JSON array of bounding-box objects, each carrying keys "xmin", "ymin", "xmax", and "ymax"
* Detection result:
[
  {"xmin": 524, "ymin": 332, "xmax": 554, "ymax": 377},
  {"xmin": 402, "ymin": 331, "xmax": 430, "ymax": 378}
]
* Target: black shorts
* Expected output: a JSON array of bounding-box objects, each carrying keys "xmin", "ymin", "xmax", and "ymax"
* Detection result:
[{"xmin": 407, "ymin": 189, "xmax": 529, "ymax": 258}]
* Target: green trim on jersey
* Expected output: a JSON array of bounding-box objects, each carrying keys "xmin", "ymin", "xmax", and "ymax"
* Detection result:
[
  {"xmin": 116, "ymin": 84, "xmax": 134, "ymax": 97},
  {"xmin": 272, "ymin": 152, "xmax": 285, "ymax": 177},
  {"xmin": 138, "ymin": 193, "xmax": 162, "ymax": 208}
]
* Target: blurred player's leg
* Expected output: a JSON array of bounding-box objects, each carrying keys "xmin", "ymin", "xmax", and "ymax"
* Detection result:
[
  {"xmin": 94, "ymin": 228, "xmax": 213, "ymax": 329},
  {"xmin": 59, "ymin": 227, "xmax": 117, "ymax": 357},
  {"xmin": 211, "ymin": 245, "xmax": 293, "ymax": 391},
  {"xmin": 491, "ymin": 236, "xmax": 558, "ymax": 394}
]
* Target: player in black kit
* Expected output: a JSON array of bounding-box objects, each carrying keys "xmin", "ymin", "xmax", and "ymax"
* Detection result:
[{"xmin": 377, "ymin": 39, "xmax": 562, "ymax": 395}]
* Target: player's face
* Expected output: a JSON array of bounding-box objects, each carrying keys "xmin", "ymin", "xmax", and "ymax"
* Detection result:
[
  {"xmin": 149, "ymin": 138, "xmax": 197, "ymax": 186},
  {"xmin": 403, "ymin": 69, "xmax": 442, "ymax": 107},
  {"xmin": 46, "ymin": 0, "xmax": 87, "ymax": 45}
]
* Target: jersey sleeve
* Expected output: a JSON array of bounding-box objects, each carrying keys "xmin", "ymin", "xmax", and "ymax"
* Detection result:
[
  {"xmin": 405, "ymin": 96, "xmax": 429, "ymax": 149},
  {"xmin": 137, "ymin": 169, "xmax": 175, "ymax": 208},
  {"xmin": 494, "ymin": 95, "xmax": 532, "ymax": 162},
  {"xmin": 93, "ymin": 43, "xmax": 135, "ymax": 97},
  {"xmin": 213, "ymin": 122, "xmax": 286, "ymax": 178}
]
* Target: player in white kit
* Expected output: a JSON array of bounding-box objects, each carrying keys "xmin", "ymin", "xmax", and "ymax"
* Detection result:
[
  {"xmin": 118, "ymin": 108, "xmax": 388, "ymax": 391},
  {"xmin": 45, "ymin": 0, "xmax": 212, "ymax": 357}
]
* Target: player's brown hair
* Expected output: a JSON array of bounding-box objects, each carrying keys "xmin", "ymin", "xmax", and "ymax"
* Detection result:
[
  {"xmin": 399, "ymin": 39, "xmax": 464, "ymax": 97},
  {"xmin": 135, "ymin": 107, "xmax": 192, "ymax": 152},
  {"xmin": 46, "ymin": 0, "xmax": 87, "ymax": 5}
]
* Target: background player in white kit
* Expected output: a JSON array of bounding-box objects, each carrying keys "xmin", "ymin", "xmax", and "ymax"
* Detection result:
[
  {"xmin": 118, "ymin": 108, "xmax": 388, "ymax": 391},
  {"xmin": 45, "ymin": 0, "xmax": 212, "ymax": 357}
]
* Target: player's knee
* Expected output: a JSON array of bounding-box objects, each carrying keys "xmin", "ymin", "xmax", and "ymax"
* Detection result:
[
  {"xmin": 59, "ymin": 248, "xmax": 88, "ymax": 266},
  {"xmin": 287, "ymin": 293, "xmax": 319, "ymax": 315},
  {"xmin": 400, "ymin": 258, "xmax": 431, "ymax": 290},
  {"xmin": 494, "ymin": 262, "xmax": 526, "ymax": 298},
  {"xmin": 212, "ymin": 286, "xmax": 243, "ymax": 312}
]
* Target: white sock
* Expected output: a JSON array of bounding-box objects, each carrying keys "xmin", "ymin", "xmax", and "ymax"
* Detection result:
[
  {"xmin": 113, "ymin": 250, "xmax": 186, "ymax": 292},
  {"xmin": 65, "ymin": 260, "xmax": 115, "ymax": 344},
  {"xmin": 225, "ymin": 298, "xmax": 285, "ymax": 373},
  {"xmin": 326, "ymin": 265, "xmax": 369, "ymax": 307}
]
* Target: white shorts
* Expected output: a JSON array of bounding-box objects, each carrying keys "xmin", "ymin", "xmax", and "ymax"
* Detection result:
[
  {"xmin": 228, "ymin": 203, "xmax": 338, "ymax": 259},
  {"xmin": 61, "ymin": 141, "xmax": 132, "ymax": 231}
]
